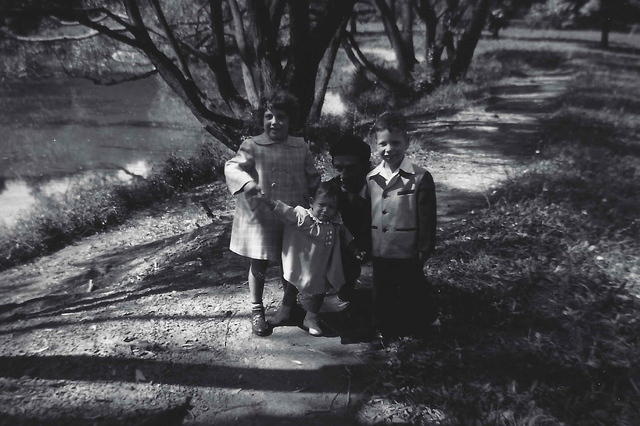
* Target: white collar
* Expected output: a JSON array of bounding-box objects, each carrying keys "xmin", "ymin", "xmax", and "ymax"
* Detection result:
[
  {"xmin": 367, "ymin": 156, "xmax": 415, "ymax": 180},
  {"xmin": 306, "ymin": 208, "xmax": 342, "ymax": 225}
]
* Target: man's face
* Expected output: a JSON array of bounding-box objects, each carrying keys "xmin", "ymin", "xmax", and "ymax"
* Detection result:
[
  {"xmin": 263, "ymin": 108, "xmax": 290, "ymax": 142},
  {"xmin": 333, "ymin": 155, "xmax": 367, "ymax": 193}
]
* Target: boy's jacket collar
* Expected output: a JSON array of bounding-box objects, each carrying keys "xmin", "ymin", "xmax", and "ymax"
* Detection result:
[{"xmin": 367, "ymin": 157, "xmax": 416, "ymax": 179}]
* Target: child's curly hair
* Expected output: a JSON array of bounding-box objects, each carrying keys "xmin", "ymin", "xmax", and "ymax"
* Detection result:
[{"xmin": 260, "ymin": 90, "xmax": 300, "ymax": 125}]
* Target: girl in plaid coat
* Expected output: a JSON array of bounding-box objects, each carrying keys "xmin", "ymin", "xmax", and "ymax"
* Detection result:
[{"xmin": 224, "ymin": 91, "xmax": 320, "ymax": 336}]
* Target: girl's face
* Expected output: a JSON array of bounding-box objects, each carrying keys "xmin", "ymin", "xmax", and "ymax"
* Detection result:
[
  {"xmin": 263, "ymin": 108, "xmax": 290, "ymax": 142},
  {"xmin": 375, "ymin": 129, "xmax": 409, "ymax": 171},
  {"xmin": 310, "ymin": 193, "xmax": 338, "ymax": 222}
]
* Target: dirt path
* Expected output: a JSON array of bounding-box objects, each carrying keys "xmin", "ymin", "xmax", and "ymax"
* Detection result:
[{"xmin": 0, "ymin": 71, "xmax": 570, "ymax": 425}]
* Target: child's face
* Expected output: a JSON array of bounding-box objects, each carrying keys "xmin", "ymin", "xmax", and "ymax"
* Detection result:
[
  {"xmin": 375, "ymin": 129, "xmax": 409, "ymax": 170},
  {"xmin": 310, "ymin": 193, "xmax": 338, "ymax": 222},
  {"xmin": 263, "ymin": 108, "xmax": 290, "ymax": 142}
]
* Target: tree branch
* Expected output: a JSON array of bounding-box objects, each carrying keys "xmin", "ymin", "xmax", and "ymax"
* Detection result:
[
  {"xmin": 207, "ymin": 0, "xmax": 249, "ymax": 114},
  {"xmin": 0, "ymin": 26, "xmax": 100, "ymax": 42},
  {"xmin": 246, "ymin": 0, "xmax": 281, "ymax": 93},
  {"xmin": 122, "ymin": 0, "xmax": 244, "ymax": 150},
  {"xmin": 269, "ymin": 0, "xmax": 286, "ymax": 32},
  {"xmin": 227, "ymin": 0, "xmax": 261, "ymax": 107},
  {"xmin": 343, "ymin": 30, "xmax": 410, "ymax": 93},
  {"xmin": 149, "ymin": 0, "xmax": 194, "ymax": 82}
]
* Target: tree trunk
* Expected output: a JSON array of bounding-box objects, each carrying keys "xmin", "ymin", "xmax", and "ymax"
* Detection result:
[
  {"xmin": 416, "ymin": 0, "xmax": 441, "ymax": 84},
  {"xmin": 227, "ymin": 0, "xmax": 261, "ymax": 108},
  {"xmin": 246, "ymin": 0, "xmax": 281, "ymax": 96},
  {"xmin": 373, "ymin": 0, "xmax": 412, "ymax": 78},
  {"xmin": 397, "ymin": 0, "xmax": 416, "ymax": 65},
  {"xmin": 449, "ymin": 0, "xmax": 490, "ymax": 82},
  {"xmin": 308, "ymin": 20, "xmax": 347, "ymax": 122}
]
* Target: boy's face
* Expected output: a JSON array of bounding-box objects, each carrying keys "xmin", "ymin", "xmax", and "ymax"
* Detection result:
[
  {"xmin": 375, "ymin": 129, "xmax": 409, "ymax": 171},
  {"xmin": 263, "ymin": 108, "xmax": 290, "ymax": 142},
  {"xmin": 310, "ymin": 193, "xmax": 338, "ymax": 222},
  {"xmin": 332, "ymin": 155, "xmax": 367, "ymax": 193}
]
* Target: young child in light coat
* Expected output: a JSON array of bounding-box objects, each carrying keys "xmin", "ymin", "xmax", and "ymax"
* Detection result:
[{"xmin": 256, "ymin": 181, "xmax": 364, "ymax": 336}]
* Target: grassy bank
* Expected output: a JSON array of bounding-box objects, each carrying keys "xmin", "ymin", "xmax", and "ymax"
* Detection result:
[
  {"xmin": 368, "ymin": 35, "xmax": 640, "ymax": 424},
  {"xmin": 0, "ymin": 145, "xmax": 223, "ymax": 271}
]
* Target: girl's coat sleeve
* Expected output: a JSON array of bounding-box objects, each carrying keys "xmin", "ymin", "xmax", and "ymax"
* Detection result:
[
  {"xmin": 224, "ymin": 139, "xmax": 255, "ymax": 195},
  {"xmin": 417, "ymin": 171, "xmax": 437, "ymax": 256}
]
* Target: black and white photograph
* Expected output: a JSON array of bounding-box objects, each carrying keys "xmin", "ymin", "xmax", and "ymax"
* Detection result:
[{"xmin": 0, "ymin": 0, "xmax": 639, "ymax": 424}]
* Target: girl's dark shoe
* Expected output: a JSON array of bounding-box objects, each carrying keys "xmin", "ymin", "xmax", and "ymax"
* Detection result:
[
  {"xmin": 271, "ymin": 281, "xmax": 299, "ymax": 326},
  {"xmin": 270, "ymin": 305, "xmax": 296, "ymax": 326},
  {"xmin": 251, "ymin": 308, "xmax": 272, "ymax": 336}
]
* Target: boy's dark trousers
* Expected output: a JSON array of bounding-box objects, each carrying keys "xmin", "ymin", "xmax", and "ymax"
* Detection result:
[{"xmin": 372, "ymin": 257, "xmax": 434, "ymax": 336}]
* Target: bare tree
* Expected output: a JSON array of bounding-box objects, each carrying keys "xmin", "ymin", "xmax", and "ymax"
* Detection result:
[
  {"xmin": 415, "ymin": 0, "xmax": 491, "ymax": 84},
  {"xmin": 1, "ymin": 0, "xmax": 356, "ymax": 151}
]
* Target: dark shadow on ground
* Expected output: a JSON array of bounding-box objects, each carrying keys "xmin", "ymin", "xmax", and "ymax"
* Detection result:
[
  {"xmin": 0, "ymin": 220, "xmax": 255, "ymax": 324},
  {"xmin": 0, "ymin": 312, "xmax": 251, "ymax": 336},
  {"xmin": 0, "ymin": 354, "xmax": 368, "ymax": 393},
  {"xmin": 0, "ymin": 411, "xmax": 370, "ymax": 426}
]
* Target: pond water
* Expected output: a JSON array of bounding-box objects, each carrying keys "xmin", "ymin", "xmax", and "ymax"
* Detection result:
[{"xmin": 0, "ymin": 76, "xmax": 212, "ymax": 227}]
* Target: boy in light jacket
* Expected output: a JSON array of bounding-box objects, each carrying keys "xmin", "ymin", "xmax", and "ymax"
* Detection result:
[{"xmin": 366, "ymin": 111, "xmax": 437, "ymax": 338}]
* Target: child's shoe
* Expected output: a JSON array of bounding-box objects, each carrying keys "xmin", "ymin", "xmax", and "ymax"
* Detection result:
[
  {"xmin": 270, "ymin": 281, "xmax": 299, "ymax": 326},
  {"xmin": 251, "ymin": 307, "xmax": 272, "ymax": 337},
  {"xmin": 270, "ymin": 304, "xmax": 295, "ymax": 326},
  {"xmin": 303, "ymin": 312, "xmax": 323, "ymax": 337}
]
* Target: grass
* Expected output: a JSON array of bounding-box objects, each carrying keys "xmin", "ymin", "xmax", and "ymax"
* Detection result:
[
  {"xmin": 0, "ymin": 144, "xmax": 224, "ymax": 271},
  {"xmin": 365, "ymin": 31, "xmax": 640, "ymax": 425}
]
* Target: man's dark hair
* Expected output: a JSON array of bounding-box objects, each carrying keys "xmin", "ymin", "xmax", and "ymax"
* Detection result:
[
  {"xmin": 329, "ymin": 133, "xmax": 371, "ymax": 164},
  {"xmin": 372, "ymin": 111, "xmax": 408, "ymax": 134},
  {"xmin": 314, "ymin": 180, "xmax": 341, "ymax": 201}
]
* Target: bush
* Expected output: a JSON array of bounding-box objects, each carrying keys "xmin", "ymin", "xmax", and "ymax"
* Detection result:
[
  {"xmin": 523, "ymin": 0, "xmax": 581, "ymax": 29},
  {"xmin": 0, "ymin": 144, "xmax": 223, "ymax": 271}
]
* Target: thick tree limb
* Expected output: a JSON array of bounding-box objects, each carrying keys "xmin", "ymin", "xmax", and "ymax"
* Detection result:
[
  {"xmin": 373, "ymin": 0, "xmax": 412, "ymax": 78},
  {"xmin": 207, "ymin": 0, "xmax": 250, "ymax": 114},
  {"xmin": 122, "ymin": 0, "xmax": 243, "ymax": 150},
  {"xmin": 449, "ymin": 0, "xmax": 490, "ymax": 81},
  {"xmin": 149, "ymin": 0, "xmax": 194, "ymax": 82},
  {"xmin": 342, "ymin": 30, "xmax": 411, "ymax": 93},
  {"xmin": 226, "ymin": 0, "xmax": 261, "ymax": 107},
  {"xmin": 307, "ymin": 18, "xmax": 348, "ymax": 122},
  {"xmin": 269, "ymin": 0, "xmax": 286, "ymax": 32},
  {"xmin": 0, "ymin": 26, "xmax": 100, "ymax": 42}
]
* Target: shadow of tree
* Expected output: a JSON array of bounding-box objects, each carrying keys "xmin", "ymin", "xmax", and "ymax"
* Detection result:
[
  {"xmin": 0, "ymin": 354, "xmax": 368, "ymax": 392},
  {"xmin": 0, "ymin": 220, "xmax": 253, "ymax": 324}
]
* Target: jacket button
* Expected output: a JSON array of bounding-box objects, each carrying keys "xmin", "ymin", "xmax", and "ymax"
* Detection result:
[
  {"xmin": 382, "ymin": 227, "xmax": 388, "ymax": 232},
  {"xmin": 382, "ymin": 209, "xmax": 387, "ymax": 215}
]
